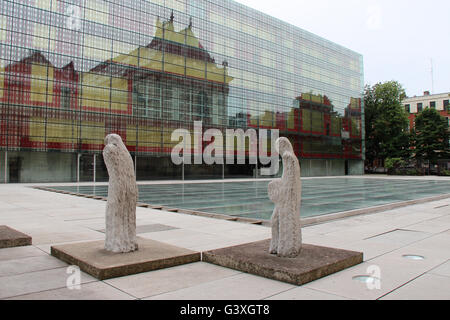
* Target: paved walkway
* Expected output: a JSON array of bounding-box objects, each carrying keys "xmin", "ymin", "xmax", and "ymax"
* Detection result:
[{"xmin": 0, "ymin": 176, "xmax": 449, "ymax": 300}]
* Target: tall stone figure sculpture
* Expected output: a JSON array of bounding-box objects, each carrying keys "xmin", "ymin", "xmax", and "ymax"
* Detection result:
[
  {"xmin": 268, "ymin": 137, "xmax": 302, "ymax": 258},
  {"xmin": 103, "ymin": 134, "xmax": 139, "ymax": 253}
]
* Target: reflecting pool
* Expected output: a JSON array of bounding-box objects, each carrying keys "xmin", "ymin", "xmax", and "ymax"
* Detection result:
[{"xmin": 51, "ymin": 178, "xmax": 450, "ymax": 220}]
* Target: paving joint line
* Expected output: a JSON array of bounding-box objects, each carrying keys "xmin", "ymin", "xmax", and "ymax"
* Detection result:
[
  {"xmin": 363, "ymin": 228, "xmax": 450, "ymax": 262},
  {"xmin": 138, "ymin": 268, "xmax": 246, "ymax": 300},
  {"xmin": 101, "ymin": 280, "xmax": 140, "ymax": 300}
]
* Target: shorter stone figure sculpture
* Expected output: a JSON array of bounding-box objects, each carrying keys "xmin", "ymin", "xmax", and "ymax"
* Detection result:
[
  {"xmin": 268, "ymin": 137, "xmax": 302, "ymax": 258},
  {"xmin": 103, "ymin": 134, "xmax": 138, "ymax": 253}
]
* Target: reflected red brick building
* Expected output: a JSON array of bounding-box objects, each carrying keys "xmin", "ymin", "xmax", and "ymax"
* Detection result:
[{"xmin": 0, "ymin": 1, "xmax": 364, "ymax": 182}]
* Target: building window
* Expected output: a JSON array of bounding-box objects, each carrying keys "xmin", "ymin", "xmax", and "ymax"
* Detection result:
[
  {"xmin": 133, "ymin": 78, "xmax": 162, "ymax": 119},
  {"xmin": 60, "ymin": 87, "xmax": 72, "ymax": 109},
  {"xmin": 444, "ymin": 100, "xmax": 449, "ymax": 111},
  {"xmin": 417, "ymin": 103, "xmax": 423, "ymax": 113},
  {"xmin": 430, "ymin": 101, "xmax": 436, "ymax": 109},
  {"xmin": 405, "ymin": 104, "xmax": 410, "ymax": 113}
]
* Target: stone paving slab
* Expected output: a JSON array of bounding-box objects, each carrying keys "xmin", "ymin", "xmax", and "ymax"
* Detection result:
[
  {"xmin": 379, "ymin": 273, "xmax": 450, "ymax": 300},
  {"xmin": 6, "ymin": 281, "xmax": 136, "ymax": 300},
  {"xmin": 51, "ymin": 237, "xmax": 201, "ymax": 280},
  {"xmin": 0, "ymin": 255, "xmax": 68, "ymax": 277},
  {"xmin": 203, "ymin": 239, "xmax": 363, "ymax": 286},
  {"xmin": 145, "ymin": 272, "xmax": 295, "ymax": 300},
  {"xmin": 266, "ymin": 286, "xmax": 350, "ymax": 300},
  {"xmin": 429, "ymin": 260, "xmax": 450, "ymax": 277},
  {"xmin": 104, "ymin": 262, "xmax": 241, "ymax": 299},
  {"xmin": 0, "ymin": 226, "xmax": 32, "ymax": 248},
  {"xmin": 0, "ymin": 179, "xmax": 448, "ymax": 300},
  {"xmin": 0, "ymin": 246, "xmax": 46, "ymax": 261},
  {"xmin": 303, "ymin": 240, "xmax": 449, "ymax": 300},
  {"xmin": 96, "ymin": 224, "xmax": 179, "ymax": 234},
  {"xmin": 0, "ymin": 267, "xmax": 97, "ymax": 299}
]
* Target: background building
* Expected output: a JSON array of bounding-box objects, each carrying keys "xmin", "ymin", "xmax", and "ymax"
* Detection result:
[
  {"xmin": 0, "ymin": 0, "xmax": 364, "ymax": 183},
  {"xmin": 403, "ymin": 91, "xmax": 450, "ymax": 129},
  {"xmin": 402, "ymin": 91, "xmax": 450, "ymax": 172}
]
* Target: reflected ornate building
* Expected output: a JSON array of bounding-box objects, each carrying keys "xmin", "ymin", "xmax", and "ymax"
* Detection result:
[
  {"xmin": 248, "ymin": 93, "xmax": 362, "ymax": 174},
  {"xmin": 0, "ymin": 1, "xmax": 364, "ymax": 182}
]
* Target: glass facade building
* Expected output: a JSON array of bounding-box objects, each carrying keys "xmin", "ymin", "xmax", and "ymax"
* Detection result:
[{"xmin": 0, "ymin": 0, "xmax": 364, "ymax": 183}]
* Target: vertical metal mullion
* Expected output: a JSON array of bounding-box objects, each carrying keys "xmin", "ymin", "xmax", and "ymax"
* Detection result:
[
  {"xmin": 77, "ymin": 0, "xmax": 87, "ymax": 174},
  {"xmin": 160, "ymin": 81, "xmax": 163, "ymax": 151},
  {"xmin": 93, "ymin": 153, "xmax": 96, "ymax": 183},
  {"xmin": 4, "ymin": 0, "xmax": 16, "ymax": 183},
  {"xmin": 160, "ymin": 14, "xmax": 164, "ymax": 150},
  {"xmin": 145, "ymin": 82, "xmax": 149, "ymax": 118},
  {"xmin": 4, "ymin": 151, "xmax": 7, "ymax": 184},
  {"xmin": 135, "ymin": 0, "xmax": 142, "ymax": 162},
  {"xmin": 189, "ymin": 90, "xmax": 192, "ymax": 121},
  {"xmin": 43, "ymin": 0, "xmax": 54, "ymax": 151},
  {"xmin": 108, "ymin": 24, "xmax": 114, "ymax": 135},
  {"xmin": 77, "ymin": 153, "xmax": 80, "ymax": 182},
  {"xmin": 159, "ymin": 81, "xmax": 162, "ymax": 118}
]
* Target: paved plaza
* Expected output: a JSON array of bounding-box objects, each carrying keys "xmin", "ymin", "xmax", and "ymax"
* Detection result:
[{"xmin": 0, "ymin": 175, "xmax": 449, "ymax": 300}]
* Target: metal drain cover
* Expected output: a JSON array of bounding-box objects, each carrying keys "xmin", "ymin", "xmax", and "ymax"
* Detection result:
[
  {"xmin": 352, "ymin": 275, "xmax": 378, "ymax": 283},
  {"xmin": 402, "ymin": 254, "xmax": 425, "ymax": 260}
]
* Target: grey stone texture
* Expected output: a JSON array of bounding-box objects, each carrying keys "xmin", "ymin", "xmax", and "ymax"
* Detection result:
[
  {"xmin": 269, "ymin": 137, "xmax": 302, "ymax": 258},
  {"xmin": 203, "ymin": 239, "xmax": 363, "ymax": 286},
  {"xmin": 103, "ymin": 134, "xmax": 138, "ymax": 253},
  {"xmin": 0, "ymin": 226, "xmax": 32, "ymax": 248},
  {"xmin": 51, "ymin": 237, "xmax": 201, "ymax": 280}
]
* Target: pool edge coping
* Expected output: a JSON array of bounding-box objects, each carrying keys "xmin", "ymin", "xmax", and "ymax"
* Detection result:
[{"xmin": 32, "ymin": 185, "xmax": 450, "ymax": 228}]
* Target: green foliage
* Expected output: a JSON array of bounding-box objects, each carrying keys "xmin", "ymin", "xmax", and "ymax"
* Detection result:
[
  {"xmin": 396, "ymin": 168, "xmax": 422, "ymax": 176},
  {"xmin": 364, "ymin": 81, "xmax": 410, "ymax": 166},
  {"xmin": 385, "ymin": 158, "xmax": 406, "ymax": 170},
  {"xmin": 385, "ymin": 157, "xmax": 408, "ymax": 175},
  {"xmin": 439, "ymin": 170, "xmax": 450, "ymax": 176},
  {"xmin": 412, "ymin": 108, "xmax": 450, "ymax": 165},
  {"xmin": 404, "ymin": 169, "xmax": 421, "ymax": 176}
]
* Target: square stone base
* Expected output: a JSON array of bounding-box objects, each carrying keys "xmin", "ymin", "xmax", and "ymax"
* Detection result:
[
  {"xmin": 0, "ymin": 226, "xmax": 32, "ymax": 249},
  {"xmin": 51, "ymin": 237, "xmax": 200, "ymax": 280},
  {"xmin": 203, "ymin": 239, "xmax": 363, "ymax": 286}
]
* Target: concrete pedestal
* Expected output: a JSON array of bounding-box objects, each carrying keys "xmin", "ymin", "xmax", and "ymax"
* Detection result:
[
  {"xmin": 51, "ymin": 237, "xmax": 200, "ymax": 280},
  {"xmin": 203, "ymin": 239, "xmax": 363, "ymax": 286},
  {"xmin": 0, "ymin": 226, "xmax": 32, "ymax": 248}
]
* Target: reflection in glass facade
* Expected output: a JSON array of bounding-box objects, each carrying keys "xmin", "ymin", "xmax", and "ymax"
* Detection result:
[{"xmin": 0, "ymin": 0, "xmax": 364, "ymax": 183}]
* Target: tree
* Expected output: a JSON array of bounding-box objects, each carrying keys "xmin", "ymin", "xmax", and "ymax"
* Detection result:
[
  {"xmin": 364, "ymin": 81, "xmax": 410, "ymax": 169},
  {"xmin": 385, "ymin": 157, "xmax": 406, "ymax": 174},
  {"xmin": 412, "ymin": 108, "xmax": 450, "ymax": 172}
]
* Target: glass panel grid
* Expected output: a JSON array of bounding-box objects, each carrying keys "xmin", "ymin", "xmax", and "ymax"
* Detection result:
[{"xmin": 1, "ymin": 0, "xmax": 364, "ymax": 181}]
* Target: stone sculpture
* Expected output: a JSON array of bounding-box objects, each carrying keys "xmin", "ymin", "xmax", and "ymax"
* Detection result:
[
  {"xmin": 103, "ymin": 134, "xmax": 138, "ymax": 253},
  {"xmin": 268, "ymin": 137, "xmax": 302, "ymax": 258}
]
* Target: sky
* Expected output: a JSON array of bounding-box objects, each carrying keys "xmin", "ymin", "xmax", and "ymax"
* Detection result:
[{"xmin": 235, "ymin": 0, "xmax": 450, "ymax": 98}]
